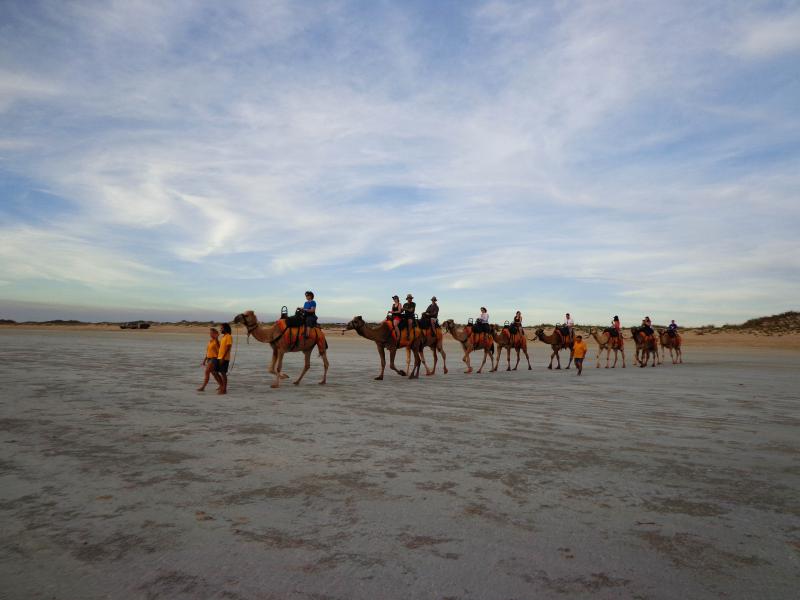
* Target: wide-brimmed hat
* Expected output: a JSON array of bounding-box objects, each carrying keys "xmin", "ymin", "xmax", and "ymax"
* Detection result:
[
  {"xmin": 431, "ymin": 296, "xmax": 437, "ymax": 301},
  {"xmin": 406, "ymin": 294, "xmax": 413, "ymax": 299}
]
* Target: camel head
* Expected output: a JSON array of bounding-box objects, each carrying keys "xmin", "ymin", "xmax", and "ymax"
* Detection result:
[
  {"xmin": 441, "ymin": 319, "xmax": 456, "ymax": 332},
  {"xmin": 534, "ymin": 328, "xmax": 545, "ymax": 339},
  {"xmin": 233, "ymin": 310, "xmax": 257, "ymax": 327},
  {"xmin": 345, "ymin": 316, "xmax": 365, "ymax": 331}
]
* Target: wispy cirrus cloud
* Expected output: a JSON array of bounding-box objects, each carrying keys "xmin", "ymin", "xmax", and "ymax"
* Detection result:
[{"xmin": 0, "ymin": 0, "xmax": 798, "ymax": 324}]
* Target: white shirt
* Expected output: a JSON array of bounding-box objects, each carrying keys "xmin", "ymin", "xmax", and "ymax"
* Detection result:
[
  {"xmin": 479, "ymin": 311, "xmax": 489, "ymax": 323},
  {"xmin": 566, "ymin": 317, "xmax": 574, "ymax": 327}
]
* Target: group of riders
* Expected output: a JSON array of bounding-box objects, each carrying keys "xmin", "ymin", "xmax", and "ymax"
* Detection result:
[{"xmin": 285, "ymin": 290, "xmax": 680, "ymax": 342}]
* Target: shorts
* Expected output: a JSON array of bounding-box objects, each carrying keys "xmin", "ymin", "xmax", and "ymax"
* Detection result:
[
  {"xmin": 574, "ymin": 358, "xmax": 584, "ymax": 366},
  {"xmin": 213, "ymin": 359, "xmax": 229, "ymax": 374}
]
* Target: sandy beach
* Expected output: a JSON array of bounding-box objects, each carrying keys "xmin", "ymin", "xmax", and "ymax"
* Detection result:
[{"xmin": 1, "ymin": 329, "xmax": 799, "ymax": 599}]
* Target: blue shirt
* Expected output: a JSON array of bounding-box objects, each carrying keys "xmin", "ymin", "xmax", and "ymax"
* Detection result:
[{"xmin": 303, "ymin": 300, "xmax": 316, "ymax": 312}]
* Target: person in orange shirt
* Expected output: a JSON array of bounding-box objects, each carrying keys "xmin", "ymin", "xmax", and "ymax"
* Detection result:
[
  {"xmin": 573, "ymin": 334, "xmax": 588, "ymax": 376},
  {"xmin": 216, "ymin": 323, "xmax": 233, "ymax": 395},
  {"xmin": 198, "ymin": 328, "xmax": 222, "ymax": 392}
]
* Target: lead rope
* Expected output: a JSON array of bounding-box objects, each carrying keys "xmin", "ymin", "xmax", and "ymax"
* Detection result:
[{"xmin": 229, "ymin": 324, "xmax": 240, "ymax": 373}]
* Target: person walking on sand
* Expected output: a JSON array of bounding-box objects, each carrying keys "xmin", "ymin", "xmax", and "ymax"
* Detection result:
[
  {"xmin": 573, "ymin": 335, "xmax": 588, "ymax": 375},
  {"xmin": 216, "ymin": 323, "xmax": 233, "ymax": 395},
  {"xmin": 198, "ymin": 327, "xmax": 223, "ymax": 392}
]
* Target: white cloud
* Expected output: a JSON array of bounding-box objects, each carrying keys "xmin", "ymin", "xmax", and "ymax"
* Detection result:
[
  {"xmin": 736, "ymin": 12, "xmax": 800, "ymax": 59},
  {"xmin": 0, "ymin": 1, "xmax": 798, "ymax": 324}
]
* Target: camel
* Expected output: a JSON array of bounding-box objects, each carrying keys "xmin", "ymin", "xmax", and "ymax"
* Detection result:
[
  {"xmin": 345, "ymin": 316, "xmax": 422, "ymax": 380},
  {"xmin": 658, "ymin": 329, "xmax": 683, "ymax": 364},
  {"xmin": 491, "ymin": 325, "xmax": 532, "ymax": 371},
  {"xmin": 533, "ymin": 326, "xmax": 574, "ymax": 369},
  {"xmin": 588, "ymin": 327, "xmax": 626, "ymax": 368},
  {"xmin": 441, "ymin": 320, "xmax": 494, "ymax": 374},
  {"xmin": 631, "ymin": 327, "xmax": 658, "ymax": 367},
  {"xmin": 233, "ymin": 310, "xmax": 329, "ymax": 388},
  {"xmin": 404, "ymin": 321, "xmax": 448, "ymax": 376}
]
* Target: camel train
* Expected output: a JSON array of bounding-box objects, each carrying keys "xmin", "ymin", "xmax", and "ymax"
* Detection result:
[{"xmin": 231, "ymin": 307, "xmax": 680, "ymax": 385}]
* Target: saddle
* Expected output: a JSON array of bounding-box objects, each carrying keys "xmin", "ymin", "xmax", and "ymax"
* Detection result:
[
  {"xmin": 559, "ymin": 325, "xmax": 570, "ymax": 337},
  {"xmin": 275, "ymin": 317, "xmax": 326, "ymax": 352},
  {"xmin": 605, "ymin": 327, "xmax": 619, "ymax": 338}
]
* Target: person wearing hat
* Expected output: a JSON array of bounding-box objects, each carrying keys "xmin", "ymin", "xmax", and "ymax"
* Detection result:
[
  {"xmin": 612, "ymin": 315, "xmax": 621, "ymax": 338},
  {"xmin": 476, "ymin": 306, "xmax": 489, "ymax": 333},
  {"xmin": 423, "ymin": 296, "xmax": 440, "ymax": 329},
  {"xmin": 389, "ymin": 295, "xmax": 402, "ymax": 338},
  {"xmin": 402, "ymin": 294, "xmax": 417, "ymax": 331}
]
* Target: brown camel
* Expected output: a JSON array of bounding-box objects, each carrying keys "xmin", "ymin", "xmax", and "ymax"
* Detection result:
[
  {"xmin": 345, "ymin": 316, "xmax": 422, "ymax": 380},
  {"xmin": 588, "ymin": 327, "xmax": 626, "ymax": 368},
  {"xmin": 233, "ymin": 310, "xmax": 329, "ymax": 388},
  {"xmin": 658, "ymin": 329, "xmax": 683, "ymax": 364},
  {"xmin": 491, "ymin": 325, "xmax": 532, "ymax": 371},
  {"xmin": 441, "ymin": 319, "xmax": 494, "ymax": 374},
  {"xmin": 404, "ymin": 322, "xmax": 448, "ymax": 376},
  {"xmin": 631, "ymin": 327, "xmax": 658, "ymax": 367},
  {"xmin": 533, "ymin": 327, "xmax": 574, "ymax": 369}
]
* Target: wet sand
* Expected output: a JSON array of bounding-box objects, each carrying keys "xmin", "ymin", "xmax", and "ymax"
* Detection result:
[{"xmin": 1, "ymin": 330, "xmax": 798, "ymax": 599}]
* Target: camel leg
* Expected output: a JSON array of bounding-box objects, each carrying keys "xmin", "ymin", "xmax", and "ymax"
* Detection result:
[
  {"xmin": 621, "ymin": 348, "xmax": 626, "ymax": 368},
  {"xmin": 523, "ymin": 348, "xmax": 532, "ymax": 370},
  {"xmin": 566, "ymin": 350, "xmax": 574, "ymax": 369},
  {"xmin": 677, "ymin": 347, "xmax": 683, "ymax": 363},
  {"xmin": 439, "ymin": 343, "xmax": 448, "ymax": 374},
  {"xmin": 375, "ymin": 346, "xmax": 387, "ymax": 380},
  {"xmin": 409, "ymin": 348, "xmax": 422, "ymax": 379},
  {"xmin": 463, "ymin": 346, "xmax": 473, "ymax": 374},
  {"xmin": 319, "ymin": 351, "xmax": 328, "ymax": 384},
  {"xmin": 388, "ymin": 348, "xmax": 407, "ymax": 377},
  {"xmin": 513, "ymin": 348, "xmax": 521, "ymax": 370},
  {"xmin": 293, "ymin": 351, "xmax": 311, "ymax": 385},
  {"xmin": 422, "ymin": 346, "xmax": 439, "ymax": 375},
  {"xmin": 272, "ymin": 350, "xmax": 285, "ymax": 388},
  {"xmin": 477, "ymin": 350, "xmax": 489, "ymax": 374},
  {"xmin": 268, "ymin": 351, "xmax": 290, "ymax": 379},
  {"xmin": 405, "ymin": 347, "xmax": 411, "ymax": 376}
]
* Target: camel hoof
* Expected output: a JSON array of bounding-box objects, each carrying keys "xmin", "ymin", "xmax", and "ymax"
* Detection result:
[
  {"xmin": 293, "ymin": 381, "xmax": 300, "ymax": 386},
  {"xmin": 443, "ymin": 368, "xmax": 448, "ymax": 374},
  {"xmin": 319, "ymin": 381, "xmax": 326, "ymax": 385},
  {"xmin": 374, "ymin": 376, "xmax": 383, "ymax": 381},
  {"xmin": 547, "ymin": 365, "xmax": 552, "ymax": 370},
  {"xmin": 280, "ymin": 373, "xmax": 290, "ymax": 379},
  {"xmin": 270, "ymin": 383, "xmax": 280, "ymax": 389},
  {"xmin": 528, "ymin": 366, "xmax": 532, "ymax": 370}
]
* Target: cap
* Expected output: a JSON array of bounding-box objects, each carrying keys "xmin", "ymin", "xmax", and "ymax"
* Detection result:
[{"xmin": 431, "ymin": 296, "xmax": 437, "ymax": 301}]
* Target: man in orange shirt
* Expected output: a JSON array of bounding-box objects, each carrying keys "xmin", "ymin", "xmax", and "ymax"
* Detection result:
[
  {"xmin": 216, "ymin": 323, "xmax": 233, "ymax": 395},
  {"xmin": 573, "ymin": 334, "xmax": 588, "ymax": 376}
]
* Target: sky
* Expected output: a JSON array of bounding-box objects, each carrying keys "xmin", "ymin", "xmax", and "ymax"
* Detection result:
[{"xmin": 1, "ymin": 0, "xmax": 799, "ymax": 326}]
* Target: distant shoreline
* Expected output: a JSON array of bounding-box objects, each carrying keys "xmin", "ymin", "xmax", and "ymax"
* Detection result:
[{"xmin": 2, "ymin": 322, "xmax": 799, "ymax": 350}]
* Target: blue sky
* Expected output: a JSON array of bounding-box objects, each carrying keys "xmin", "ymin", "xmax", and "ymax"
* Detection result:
[{"xmin": 1, "ymin": 0, "xmax": 799, "ymax": 325}]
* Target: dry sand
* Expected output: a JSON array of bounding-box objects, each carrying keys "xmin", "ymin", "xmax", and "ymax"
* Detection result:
[{"xmin": 1, "ymin": 329, "xmax": 799, "ymax": 599}]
